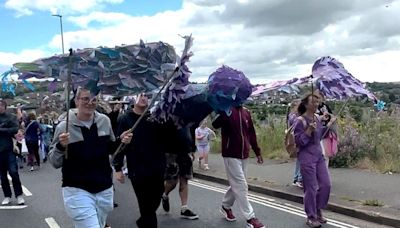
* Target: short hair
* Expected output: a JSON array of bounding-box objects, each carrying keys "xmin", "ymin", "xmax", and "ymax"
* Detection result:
[
  {"xmin": 75, "ymin": 87, "xmax": 89, "ymax": 100},
  {"xmin": 27, "ymin": 112, "xmax": 36, "ymax": 121}
]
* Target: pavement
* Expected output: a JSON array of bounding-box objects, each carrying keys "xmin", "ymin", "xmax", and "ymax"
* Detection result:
[
  {"xmin": 193, "ymin": 153, "xmax": 400, "ymax": 228},
  {"xmin": 1, "ymin": 162, "xmax": 388, "ymax": 228}
]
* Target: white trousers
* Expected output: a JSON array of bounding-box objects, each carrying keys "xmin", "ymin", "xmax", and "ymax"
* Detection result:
[{"xmin": 222, "ymin": 157, "xmax": 255, "ymax": 220}]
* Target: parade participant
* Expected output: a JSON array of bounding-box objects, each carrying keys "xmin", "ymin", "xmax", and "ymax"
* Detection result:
[
  {"xmin": 49, "ymin": 88, "xmax": 132, "ymax": 228},
  {"xmin": 212, "ymin": 105, "xmax": 266, "ymax": 228},
  {"xmin": 161, "ymin": 125, "xmax": 199, "ymax": 220},
  {"xmin": 294, "ymin": 94, "xmax": 335, "ymax": 228},
  {"xmin": 114, "ymin": 93, "xmax": 170, "ymax": 228}
]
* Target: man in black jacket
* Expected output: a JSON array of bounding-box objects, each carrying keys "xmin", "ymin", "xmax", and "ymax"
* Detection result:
[
  {"xmin": 113, "ymin": 93, "xmax": 171, "ymax": 228},
  {"xmin": 0, "ymin": 100, "xmax": 24, "ymax": 205}
]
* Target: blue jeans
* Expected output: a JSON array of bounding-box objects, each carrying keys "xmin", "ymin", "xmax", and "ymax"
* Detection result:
[
  {"xmin": 0, "ymin": 152, "xmax": 23, "ymax": 198},
  {"xmin": 293, "ymin": 159, "xmax": 303, "ymax": 183},
  {"xmin": 62, "ymin": 186, "xmax": 113, "ymax": 228}
]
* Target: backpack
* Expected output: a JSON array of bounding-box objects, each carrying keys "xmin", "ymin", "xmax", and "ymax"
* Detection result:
[{"xmin": 285, "ymin": 117, "xmax": 306, "ymax": 158}]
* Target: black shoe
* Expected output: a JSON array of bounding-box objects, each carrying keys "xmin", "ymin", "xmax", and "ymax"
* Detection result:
[
  {"xmin": 113, "ymin": 203, "xmax": 118, "ymax": 208},
  {"xmin": 161, "ymin": 195, "xmax": 170, "ymax": 212},
  {"xmin": 181, "ymin": 209, "xmax": 199, "ymax": 220}
]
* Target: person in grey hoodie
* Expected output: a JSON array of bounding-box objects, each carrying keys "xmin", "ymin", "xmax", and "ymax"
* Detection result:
[{"xmin": 48, "ymin": 88, "xmax": 132, "ymax": 228}]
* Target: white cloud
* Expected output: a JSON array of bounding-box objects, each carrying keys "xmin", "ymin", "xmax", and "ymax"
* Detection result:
[
  {"xmin": 0, "ymin": 49, "xmax": 48, "ymax": 66},
  {"xmin": 4, "ymin": 0, "xmax": 124, "ymax": 16},
  {"xmin": 1, "ymin": 0, "xmax": 400, "ymax": 84}
]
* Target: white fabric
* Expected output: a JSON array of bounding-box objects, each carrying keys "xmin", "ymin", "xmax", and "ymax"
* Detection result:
[{"xmin": 222, "ymin": 157, "xmax": 255, "ymax": 220}]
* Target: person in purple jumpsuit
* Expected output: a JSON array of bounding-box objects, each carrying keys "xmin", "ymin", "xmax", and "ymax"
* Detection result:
[{"xmin": 294, "ymin": 94, "xmax": 336, "ymax": 228}]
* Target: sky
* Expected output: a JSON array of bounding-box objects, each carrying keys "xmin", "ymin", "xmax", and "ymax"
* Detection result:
[{"xmin": 0, "ymin": 0, "xmax": 399, "ymax": 84}]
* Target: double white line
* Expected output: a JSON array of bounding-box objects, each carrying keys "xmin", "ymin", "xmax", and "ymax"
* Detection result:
[{"xmin": 189, "ymin": 180, "xmax": 360, "ymax": 228}]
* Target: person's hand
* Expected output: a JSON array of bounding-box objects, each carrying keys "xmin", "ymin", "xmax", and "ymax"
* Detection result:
[
  {"xmin": 256, "ymin": 155, "xmax": 264, "ymax": 164},
  {"xmin": 190, "ymin": 152, "xmax": 196, "ymax": 162},
  {"xmin": 120, "ymin": 130, "xmax": 133, "ymax": 144},
  {"xmin": 115, "ymin": 171, "xmax": 125, "ymax": 183},
  {"xmin": 308, "ymin": 122, "xmax": 317, "ymax": 132},
  {"xmin": 327, "ymin": 116, "xmax": 337, "ymax": 127},
  {"xmin": 59, "ymin": 133, "xmax": 70, "ymax": 148}
]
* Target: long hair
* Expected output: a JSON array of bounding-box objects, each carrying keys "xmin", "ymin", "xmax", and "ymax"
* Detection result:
[{"xmin": 298, "ymin": 94, "xmax": 319, "ymax": 115}]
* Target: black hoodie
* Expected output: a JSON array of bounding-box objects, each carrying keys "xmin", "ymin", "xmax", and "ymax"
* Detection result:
[
  {"xmin": 113, "ymin": 110, "xmax": 174, "ymax": 178},
  {"xmin": 0, "ymin": 112, "xmax": 19, "ymax": 154}
]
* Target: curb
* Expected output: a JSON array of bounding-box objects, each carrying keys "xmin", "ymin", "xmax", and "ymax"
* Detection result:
[{"xmin": 193, "ymin": 172, "xmax": 400, "ymax": 227}]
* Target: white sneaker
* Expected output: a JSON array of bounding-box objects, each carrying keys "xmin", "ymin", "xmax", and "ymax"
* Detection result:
[
  {"xmin": 204, "ymin": 164, "xmax": 210, "ymax": 170},
  {"xmin": 30, "ymin": 166, "xmax": 34, "ymax": 172},
  {"xmin": 17, "ymin": 195, "xmax": 25, "ymax": 205},
  {"xmin": 2, "ymin": 197, "xmax": 11, "ymax": 205}
]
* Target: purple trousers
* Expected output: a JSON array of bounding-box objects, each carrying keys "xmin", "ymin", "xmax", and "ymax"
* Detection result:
[{"xmin": 300, "ymin": 158, "xmax": 331, "ymax": 219}]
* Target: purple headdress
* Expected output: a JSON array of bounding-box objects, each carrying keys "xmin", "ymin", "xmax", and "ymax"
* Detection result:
[
  {"xmin": 151, "ymin": 35, "xmax": 194, "ymax": 126},
  {"xmin": 206, "ymin": 65, "xmax": 253, "ymax": 115}
]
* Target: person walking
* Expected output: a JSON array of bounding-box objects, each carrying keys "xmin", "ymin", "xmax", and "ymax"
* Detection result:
[
  {"xmin": 25, "ymin": 112, "xmax": 42, "ymax": 171},
  {"xmin": 294, "ymin": 94, "xmax": 335, "ymax": 228},
  {"xmin": 212, "ymin": 105, "xmax": 266, "ymax": 228},
  {"xmin": 161, "ymin": 125, "xmax": 199, "ymax": 220},
  {"xmin": 0, "ymin": 100, "xmax": 25, "ymax": 205},
  {"xmin": 195, "ymin": 119, "xmax": 216, "ymax": 170},
  {"xmin": 49, "ymin": 88, "xmax": 132, "ymax": 228},
  {"xmin": 113, "ymin": 93, "xmax": 170, "ymax": 228}
]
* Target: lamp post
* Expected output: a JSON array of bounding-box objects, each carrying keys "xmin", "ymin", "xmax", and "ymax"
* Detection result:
[{"xmin": 52, "ymin": 14, "xmax": 65, "ymax": 54}]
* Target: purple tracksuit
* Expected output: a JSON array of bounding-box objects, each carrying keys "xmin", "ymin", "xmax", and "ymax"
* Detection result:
[{"xmin": 294, "ymin": 116, "xmax": 331, "ymax": 220}]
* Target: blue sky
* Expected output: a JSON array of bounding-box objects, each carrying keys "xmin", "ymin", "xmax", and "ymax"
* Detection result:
[
  {"xmin": 0, "ymin": 0, "xmax": 399, "ymax": 83},
  {"xmin": 0, "ymin": 0, "xmax": 182, "ymax": 53}
]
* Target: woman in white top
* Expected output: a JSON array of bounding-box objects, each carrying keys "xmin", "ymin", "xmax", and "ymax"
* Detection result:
[{"xmin": 195, "ymin": 120, "xmax": 216, "ymax": 170}]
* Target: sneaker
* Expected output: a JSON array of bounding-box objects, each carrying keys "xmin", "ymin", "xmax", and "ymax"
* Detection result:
[
  {"xmin": 317, "ymin": 210, "xmax": 328, "ymax": 224},
  {"xmin": 161, "ymin": 195, "xmax": 170, "ymax": 212},
  {"xmin": 295, "ymin": 182, "xmax": 303, "ymax": 189},
  {"xmin": 17, "ymin": 195, "xmax": 25, "ymax": 205},
  {"xmin": 220, "ymin": 206, "xmax": 236, "ymax": 222},
  {"xmin": 1, "ymin": 197, "xmax": 11, "ymax": 205},
  {"xmin": 204, "ymin": 164, "xmax": 210, "ymax": 170},
  {"xmin": 30, "ymin": 166, "xmax": 34, "ymax": 172},
  {"xmin": 306, "ymin": 219, "xmax": 322, "ymax": 228},
  {"xmin": 181, "ymin": 209, "xmax": 199, "ymax": 220},
  {"xmin": 246, "ymin": 217, "xmax": 265, "ymax": 228}
]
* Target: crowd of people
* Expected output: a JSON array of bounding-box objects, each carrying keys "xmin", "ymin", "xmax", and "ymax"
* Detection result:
[{"xmin": 0, "ymin": 88, "xmax": 337, "ymax": 228}]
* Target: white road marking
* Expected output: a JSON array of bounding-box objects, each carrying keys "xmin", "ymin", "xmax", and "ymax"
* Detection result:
[
  {"xmin": 45, "ymin": 217, "xmax": 61, "ymax": 228},
  {"xmin": 7, "ymin": 174, "xmax": 32, "ymax": 196},
  {"xmin": 190, "ymin": 180, "xmax": 360, "ymax": 228},
  {"xmin": 0, "ymin": 205, "xmax": 28, "ymax": 209}
]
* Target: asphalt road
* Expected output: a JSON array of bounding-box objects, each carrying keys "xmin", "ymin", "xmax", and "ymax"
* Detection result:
[{"xmin": 0, "ymin": 163, "xmax": 392, "ymax": 228}]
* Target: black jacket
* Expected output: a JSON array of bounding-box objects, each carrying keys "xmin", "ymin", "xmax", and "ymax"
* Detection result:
[
  {"xmin": 113, "ymin": 110, "xmax": 174, "ymax": 178},
  {"xmin": 0, "ymin": 113, "xmax": 19, "ymax": 154}
]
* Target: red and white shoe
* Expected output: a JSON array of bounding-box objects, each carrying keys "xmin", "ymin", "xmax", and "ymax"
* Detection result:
[
  {"xmin": 246, "ymin": 217, "xmax": 265, "ymax": 228},
  {"xmin": 220, "ymin": 206, "xmax": 236, "ymax": 222}
]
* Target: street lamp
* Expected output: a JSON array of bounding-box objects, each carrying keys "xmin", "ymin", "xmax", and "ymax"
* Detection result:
[{"xmin": 52, "ymin": 14, "xmax": 65, "ymax": 54}]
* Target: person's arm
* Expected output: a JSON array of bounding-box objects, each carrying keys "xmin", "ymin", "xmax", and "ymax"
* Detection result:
[
  {"xmin": 0, "ymin": 115, "xmax": 19, "ymax": 136},
  {"xmin": 208, "ymin": 128, "xmax": 216, "ymax": 139},
  {"xmin": 112, "ymin": 115, "xmax": 129, "ymax": 172},
  {"xmin": 195, "ymin": 128, "xmax": 205, "ymax": 139},
  {"xmin": 294, "ymin": 117, "xmax": 313, "ymax": 147},
  {"xmin": 211, "ymin": 112, "xmax": 226, "ymax": 129},
  {"xmin": 247, "ymin": 113, "xmax": 261, "ymax": 157},
  {"xmin": 48, "ymin": 122, "xmax": 67, "ymax": 169}
]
